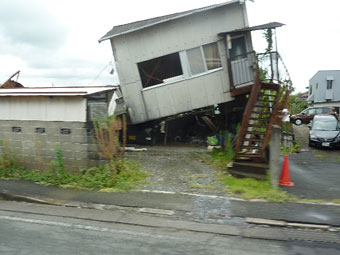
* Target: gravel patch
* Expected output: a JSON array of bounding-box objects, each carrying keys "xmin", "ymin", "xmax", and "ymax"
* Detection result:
[{"xmin": 126, "ymin": 145, "xmax": 227, "ymax": 196}]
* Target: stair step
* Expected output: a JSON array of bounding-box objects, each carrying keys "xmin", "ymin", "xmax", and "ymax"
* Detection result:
[
  {"xmin": 247, "ymin": 124, "xmax": 267, "ymax": 128},
  {"xmin": 230, "ymin": 170, "xmax": 266, "ymax": 180},
  {"xmin": 254, "ymin": 105, "xmax": 273, "ymax": 109},
  {"xmin": 249, "ymin": 118, "xmax": 270, "ymax": 121},
  {"xmin": 236, "ymin": 153, "xmax": 263, "ymax": 158},
  {"xmin": 251, "ymin": 111, "xmax": 271, "ymax": 114},
  {"xmin": 257, "ymin": 99, "xmax": 276, "ymax": 103},
  {"xmin": 244, "ymin": 131, "xmax": 266, "ymax": 135},
  {"xmin": 242, "ymin": 138, "xmax": 264, "ymax": 142},
  {"xmin": 246, "ymin": 130, "xmax": 267, "ymax": 133},
  {"xmin": 250, "ymin": 115, "xmax": 271, "ymax": 118},
  {"xmin": 260, "ymin": 82, "xmax": 281, "ymax": 90},
  {"xmin": 257, "ymin": 94, "xmax": 277, "ymax": 98},
  {"xmin": 240, "ymin": 146, "xmax": 262, "ymax": 149}
]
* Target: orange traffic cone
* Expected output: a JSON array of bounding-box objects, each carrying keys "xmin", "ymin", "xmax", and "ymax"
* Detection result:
[{"xmin": 278, "ymin": 155, "xmax": 295, "ymax": 186}]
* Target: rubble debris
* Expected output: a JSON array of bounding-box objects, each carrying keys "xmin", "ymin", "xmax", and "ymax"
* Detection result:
[
  {"xmin": 1, "ymin": 71, "xmax": 24, "ymax": 88},
  {"xmin": 124, "ymin": 147, "xmax": 147, "ymax": 152}
]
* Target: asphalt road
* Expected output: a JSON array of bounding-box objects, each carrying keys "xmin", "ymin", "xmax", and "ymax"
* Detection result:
[
  {"xmin": 282, "ymin": 125, "xmax": 340, "ymax": 200},
  {"xmin": 0, "ymin": 201, "xmax": 339, "ymax": 255}
]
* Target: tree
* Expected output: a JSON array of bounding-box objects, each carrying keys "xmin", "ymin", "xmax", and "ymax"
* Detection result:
[{"xmin": 288, "ymin": 93, "xmax": 308, "ymax": 114}]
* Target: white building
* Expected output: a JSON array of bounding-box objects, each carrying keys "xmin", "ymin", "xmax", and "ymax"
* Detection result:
[
  {"xmin": 0, "ymin": 86, "xmax": 116, "ymax": 170},
  {"xmin": 308, "ymin": 70, "xmax": 340, "ymax": 113}
]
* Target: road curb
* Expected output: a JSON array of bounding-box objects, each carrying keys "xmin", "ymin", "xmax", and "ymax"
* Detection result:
[
  {"xmin": 245, "ymin": 217, "xmax": 337, "ymax": 231},
  {"xmin": 0, "ymin": 191, "xmax": 51, "ymax": 205},
  {"xmin": 1, "ymin": 190, "xmax": 339, "ymax": 232}
]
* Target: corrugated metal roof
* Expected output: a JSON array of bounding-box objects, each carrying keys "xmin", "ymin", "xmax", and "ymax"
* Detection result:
[
  {"xmin": 99, "ymin": 0, "xmax": 240, "ymax": 42},
  {"xmin": 0, "ymin": 86, "xmax": 117, "ymax": 97}
]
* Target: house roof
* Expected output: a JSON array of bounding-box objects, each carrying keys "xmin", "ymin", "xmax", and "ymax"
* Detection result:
[
  {"xmin": 99, "ymin": 0, "xmax": 240, "ymax": 42},
  {"xmin": 0, "ymin": 86, "xmax": 117, "ymax": 97},
  {"xmin": 309, "ymin": 70, "xmax": 340, "ymax": 82}
]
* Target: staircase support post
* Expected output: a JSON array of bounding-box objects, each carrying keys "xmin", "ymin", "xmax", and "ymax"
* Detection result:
[{"xmin": 269, "ymin": 125, "xmax": 281, "ymax": 188}]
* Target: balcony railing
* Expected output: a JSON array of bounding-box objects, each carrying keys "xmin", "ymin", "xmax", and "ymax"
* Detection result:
[{"xmin": 228, "ymin": 51, "xmax": 292, "ymax": 90}]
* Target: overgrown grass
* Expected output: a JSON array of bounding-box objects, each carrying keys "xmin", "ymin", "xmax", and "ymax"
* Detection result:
[
  {"xmin": 208, "ymin": 147, "xmax": 340, "ymax": 204},
  {"xmin": 209, "ymin": 148, "xmax": 234, "ymax": 169},
  {"xmin": 218, "ymin": 175, "xmax": 296, "ymax": 202},
  {"xmin": 208, "ymin": 148, "xmax": 296, "ymax": 202},
  {"xmin": 0, "ymin": 157, "xmax": 147, "ymax": 192}
]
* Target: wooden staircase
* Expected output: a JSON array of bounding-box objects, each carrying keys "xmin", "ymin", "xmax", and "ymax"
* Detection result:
[{"xmin": 234, "ymin": 76, "xmax": 281, "ymax": 161}]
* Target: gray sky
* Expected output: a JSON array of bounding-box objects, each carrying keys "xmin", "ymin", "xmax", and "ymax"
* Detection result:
[{"xmin": 1, "ymin": 0, "xmax": 340, "ymax": 92}]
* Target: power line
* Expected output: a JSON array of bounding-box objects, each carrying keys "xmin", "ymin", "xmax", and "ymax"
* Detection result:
[{"xmin": 90, "ymin": 59, "xmax": 114, "ymax": 85}]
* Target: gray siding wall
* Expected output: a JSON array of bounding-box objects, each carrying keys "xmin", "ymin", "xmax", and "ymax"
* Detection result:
[
  {"xmin": 0, "ymin": 120, "xmax": 104, "ymax": 171},
  {"xmin": 309, "ymin": 70, "xmax": 340, "ymax": 103},
  {"xmin": 111, "ymin": 3, "xmax": 247, "ymax": 123}
]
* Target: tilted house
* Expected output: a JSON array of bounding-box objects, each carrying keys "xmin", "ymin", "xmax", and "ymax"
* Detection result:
[
  {"xmin": 100, "ymin": 0, "xmax": 291, "ymax": 160},
  {"xmin": 308, "ymin": 70, "xmax": 340, "ymax": 114},
  {"xmin": 0, "ymin": 86, "xmax": 116, "ymax": 170}
]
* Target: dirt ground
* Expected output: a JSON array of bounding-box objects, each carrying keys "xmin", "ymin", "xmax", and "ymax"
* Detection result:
[
  {"xmin": 126, "ymin": 124, "xmax": 339, "ymax": 199},
  {"xmin": 126, "ymin": 145, "xmax": 227, "ymax": 196}
]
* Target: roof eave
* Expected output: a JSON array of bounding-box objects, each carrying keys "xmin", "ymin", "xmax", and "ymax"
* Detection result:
[
  {"xmin": 99, "ymin": 0, "xmax": 241, "ymax": 42},
  {"xmin": 218, "ymin": 21, "xmax": 285, "ymax": 36}
]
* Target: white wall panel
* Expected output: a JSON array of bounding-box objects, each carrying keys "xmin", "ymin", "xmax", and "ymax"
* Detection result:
[{"xmin": 0, "ymin": 97, "xmax": 87, "ymax": 122}]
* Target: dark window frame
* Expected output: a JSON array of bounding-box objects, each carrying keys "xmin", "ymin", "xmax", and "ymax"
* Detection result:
[
  {"xmin": 327, "ymin": 80, "xmax": 333, "ymax": 90},
  {"xmin": 60, "ymin": 128, "xmax": 72, "ymax": 135},
  {"xmin": 12, "ymin": 126, "xmax": 22, "ymax": 133},
  {"xmin": 138, "ymin": 42, "xmax": 222, "ymax": 89},
  {"xmin": 35, "ymin": 127, "xmax": 46, "ymax": 134},
  {"xmin": 138, "ymin": 52, "xmax": 183, "ymax": 88}
]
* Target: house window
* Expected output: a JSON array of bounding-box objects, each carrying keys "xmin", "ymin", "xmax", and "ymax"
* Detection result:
[
  {"xmin": 229, "ymin": 36, "xmax": 247, "ymax": 58},
  {"xmin": 203, "ymin": 43, "xmax": 222, "ymax": 70},
  {"xmin": 316, "ymin": 83, "xmax": 318, "ymax": 89},
  {"xmin": 138, "ymin": 53, "xmax": 183, "ymax": 88},
  {"xmin": 327, "ymin": 80, "xmax": 333, "ymax": 90},
  {"xmin": 187, "ymin": 43, "xmax": 222, "ymax": 75},
  {"xmin": 309, "ymin": 85, "xmax": 312, "ymax": 95},
  {"xmin": 138, "ymin": 42, "xmax": 222, "ymax": 89},
  {"xmin": 187, "ymin": 47, "xmax": 206, "ymax": 75}
]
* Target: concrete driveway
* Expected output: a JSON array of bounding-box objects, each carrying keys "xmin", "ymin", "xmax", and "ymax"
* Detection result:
[{"xmin": 281, "ymin": 125, "xmax": 340, "ymax": 200}]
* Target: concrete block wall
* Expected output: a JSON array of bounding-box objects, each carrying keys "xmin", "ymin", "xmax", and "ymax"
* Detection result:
[{"xmin": 0, "ymin": 120, "xmax": 105, "ymax": 172}]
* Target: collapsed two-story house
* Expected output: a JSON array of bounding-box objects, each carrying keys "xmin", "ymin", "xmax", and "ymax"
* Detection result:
[
  {"xmin": 308, "ymin": 70, "xmax": 340, "ymax": 114},
  {"xmin": 99, "ymin": 0, "xmax": 292, "ymax": 160}
]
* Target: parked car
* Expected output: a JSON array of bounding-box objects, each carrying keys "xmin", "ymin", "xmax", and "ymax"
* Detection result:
[
  {"xmin": 308, "ymin": 114, "xmax": 340, "ymax": 148},
  {"xmin": 290, "ymin": 106, "xmax": 337, "ymax": 125}
]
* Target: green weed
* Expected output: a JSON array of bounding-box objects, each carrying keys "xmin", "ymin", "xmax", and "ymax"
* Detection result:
[
  {"xmin": 218, "ymin": 175, "xmax": 294, "ymax": 202},
  {"xmin": 0, "ymin": 159, "xmax": 146, "ymax": 192},
  {"xmin": 209, "ymin": 148, "xmax": 234, "ymax": 169},
  {"xmin": 314, "ymin": 154, "xmax": 325, "ymax": 159},
  {"xmin": 189, "ymin": 184, "xmax": 216, "ymax": 190},
  {"xmin": 0, "ymin": 140, "xmax": 147, "ymax": 192}
]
